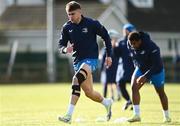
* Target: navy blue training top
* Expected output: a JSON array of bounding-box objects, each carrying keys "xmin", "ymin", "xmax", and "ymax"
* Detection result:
[
  {"xmin": 127, "ymin": 31, "xmax": 163, "ymax": 79},
  {"xmin": 100, "ymin": 47, "xmax": 119, "ymax": 74},
  {"xmin": 58, "ymin": 16, "xmax": 112, "ymax": 64},
  {"xmin": 114, "ymin": 36, "xmax": 134, "ymax": 78}
]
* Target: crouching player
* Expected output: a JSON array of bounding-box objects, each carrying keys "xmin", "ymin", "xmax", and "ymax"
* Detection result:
[{"xmin": 127, "ymin": 31, "xmax": 171, "ymax": 123}]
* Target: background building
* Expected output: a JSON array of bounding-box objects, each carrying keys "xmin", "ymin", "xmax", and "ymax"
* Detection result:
[{"xmin": 0, "ymin": 0, "xmax": 179, "ymax": 83}]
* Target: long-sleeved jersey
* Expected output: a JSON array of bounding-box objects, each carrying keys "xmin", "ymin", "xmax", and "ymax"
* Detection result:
[
  {"xmin": 100, "ymin": 47, "xmax": 119, "ymax": 83},
  {"xmin": 127, "ymin": 31, "xmax": 163, "ymax": 79},
  {"xmin": 58, "ymin": 16, "xmax": 112, "ymax": 64},
  {"xmin": 114, "ymin": 36, "xmax": 134, "ymax": 81}
]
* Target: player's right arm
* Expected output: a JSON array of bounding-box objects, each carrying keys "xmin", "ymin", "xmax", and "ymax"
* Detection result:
[{"xmin": 58, "ymin": 24, "xmax": 70, "ymax": 54}]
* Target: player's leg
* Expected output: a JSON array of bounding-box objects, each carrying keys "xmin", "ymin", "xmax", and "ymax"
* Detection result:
[
  {"xmin": 109, "ymin": 83, "xmax": 115, "ymax": 100},
  {"xmin": 101, "ymin": 70, "xmax": 108, "ymax": 97},
  {"xmin": 154, "ymin": 86, "xmax": 171, "ymax": 122},
  {"xmin": 58, "ymin": 62, "xmax": 88, "ymax": 123},
  {"xmin": 81, "ymin": 63, "xmax": 103, "ymax": 102},
  {"xmin": 108, "ymin": 70, "xmax": 116, "ymax": 100},
  {"xmin": 80, "ymin": 63, "xmax": 112, "ymax": 105},
  {"xmin": 154, "ymin": 87, "xmax": 168, "ymax": 113},
  {"xmin": 58, "ymin": 81, "xmax": 81, "ymax": 123},
  {"xmin": 115, "ymin": 83, "xmax": 121, "ymax": 101},
  {"xmin": 80, "ymin": 63, "xmax": 113, "ymax": 121},
  {"xmin": 119, "ymin": 80, "xmax": 129, "ymax": 101},
  {"xmin": 119, "ymin": 80, "xmax": 132, "ymax": 110},
  {"xmin": 127, "ymin": 67, "xmax": 143, "ymax": 122},
  {"xmin": 116, "ymin": 64, "xmax": 125, "ymax": 101},
  {"xmin": 151, "ymin": 69, "xmax": 171, "ymax": 123},
  {"xmin": 103, "ymin": 82, "xmax": 108, "ymax": 97}
]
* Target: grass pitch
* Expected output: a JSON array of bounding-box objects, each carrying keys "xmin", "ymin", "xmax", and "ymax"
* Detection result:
[{"xmin": 0, "ymin": 83, "xmax": 180, "ymax": 126}]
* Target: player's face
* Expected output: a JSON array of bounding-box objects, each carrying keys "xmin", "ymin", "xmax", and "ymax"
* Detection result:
[
  {"xmin": 111, "ymin": 38, "xmax": 118, "ymax": 47},
  {"xmin": 128, "ymin": 40, "xmax": 141, "ymax": 49},
  {"xmin": 123, "ymin": 29, "xmax": 129, "ymax": 37},
  {"xmin": 66, "ymin": 9, "xmax": 82, "ymax": 24}
]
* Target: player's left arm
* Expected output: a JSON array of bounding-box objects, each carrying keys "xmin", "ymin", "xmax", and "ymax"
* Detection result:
[
  {"xmin": 93, "ymin": 20, "xmax": 112, "ymax": 57},
  {"xmin": 93, "ymin": 20, "xmax": 112, "ymax": 67}
]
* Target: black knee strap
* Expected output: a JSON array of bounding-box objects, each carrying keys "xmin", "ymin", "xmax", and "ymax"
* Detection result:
[
  {"xmin": 72, "ymin": 85, "xmax": 81, "ymax": 97},
  {"xmin": 79, "ymin": 69, "xmax": 88, "ymax": 76},
  {"xmin": 75, "ymin": 68, "xmax": 88, "ymax": 85}
]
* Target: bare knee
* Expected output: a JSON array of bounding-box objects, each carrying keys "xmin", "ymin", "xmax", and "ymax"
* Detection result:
[{"xmin": 72, "ymin": 75, "xmax": 78, "ymax": 84}]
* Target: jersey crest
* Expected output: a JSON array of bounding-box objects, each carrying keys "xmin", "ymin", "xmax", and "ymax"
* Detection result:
[{"xmin": 82, "ymin": 28, "xmax": 88, "ymax": 33}]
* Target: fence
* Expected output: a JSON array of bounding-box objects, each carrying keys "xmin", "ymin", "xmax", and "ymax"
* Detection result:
[{"xmin": 0, "ymin": 30, "xmax": 180, "ymax": 83}]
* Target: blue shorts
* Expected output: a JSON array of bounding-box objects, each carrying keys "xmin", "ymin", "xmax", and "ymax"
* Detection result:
[
  {"xmin": 73, "ymin": 58, "xmax": 98, "ymax": 72},
  {"xmin": 133, "ymin": 67, "xmax": 165, "ymax": 88}
]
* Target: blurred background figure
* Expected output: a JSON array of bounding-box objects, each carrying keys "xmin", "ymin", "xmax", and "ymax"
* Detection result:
[
  {"xmin": 100, "ymin": 29, "xmax": 121, "ymax": 100},
  {"xmin": 114, "ymin": 23, "xmax": 135, "ymax": 110}
]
